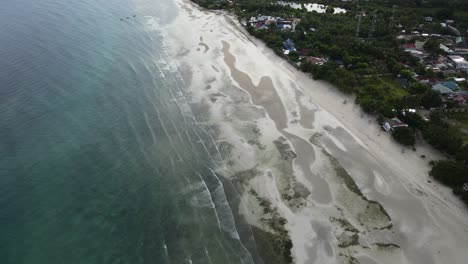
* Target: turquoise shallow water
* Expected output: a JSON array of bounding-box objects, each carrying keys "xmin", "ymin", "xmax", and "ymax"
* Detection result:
[{"xmin": 0, "ymin": 0, "xmax": 259, "ymax": 263}]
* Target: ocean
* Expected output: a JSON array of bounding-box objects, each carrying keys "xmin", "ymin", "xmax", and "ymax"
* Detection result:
[{"xmin": 0, "ymin": 0, "xmax": 258, "ymax": 263}]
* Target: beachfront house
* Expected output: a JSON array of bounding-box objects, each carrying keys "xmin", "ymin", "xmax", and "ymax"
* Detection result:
[
  {"xmin": 305, "ymin": 56, "xmax": 326, "ymax": 65},
  {"xmin": 382, "ymin": 118, "xmax": 408, "ymax": 132},
  {"xmin": 283, "ymin": 38, "xmax": 296, "ymax": 51}
]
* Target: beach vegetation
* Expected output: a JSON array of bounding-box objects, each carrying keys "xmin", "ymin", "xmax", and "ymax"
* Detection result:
[{"xmin": 391, "ymin": 127, "xmax": 416, "ymax": 146}]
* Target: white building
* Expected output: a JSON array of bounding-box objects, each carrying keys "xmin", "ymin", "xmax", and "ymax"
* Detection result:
[{"xmin": 449, "ymin": 55, "xmax": 468, "ymax": 71}]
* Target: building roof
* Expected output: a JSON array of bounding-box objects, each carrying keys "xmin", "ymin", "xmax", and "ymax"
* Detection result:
[
  {"xmin": 390, "ymin": 117, "xmax": 407, "ymax": 127},
  {"xmin": 305, "ymin": 57, "xmax": 326, "ymax": 65},
  {"xmin": 417, "ymin": 77, "xmax": 442, "ymax": 84},
  {"xmin": 415, "ymin": 40, "xmax": 426, "ymax": 50},
  {"xmin": 439, "ymin": 44, "xmax": 454, "ymax": 53},
  {"xmin": 283, "ymin": 38, "xmax": 295, "ymax": 51},
  {"xmin": 403, "ymin": 43, "xmax": 416, "ymax": 49},
  {"xmin": 438, "ymin": 81, "xmax": 458, "ymax": 90},
  {"xmin": 432, "ymin": 83, "xmax": 454, "ymax": 94},
  {"xmin": 449, "ymin": 55, "xmax": 468, "ymax": 64},
  {"xmin": 452, "ymin": 77, "xmax": 466, "ymax": 82},
  {"xmin": 299, "ymin": 48, "xmax": 313, "ymax": 56}
]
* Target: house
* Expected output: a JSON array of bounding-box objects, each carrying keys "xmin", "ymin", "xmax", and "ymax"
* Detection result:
[
  {"xmin": 403, "ymin": 43, "xmax": 416, "ymax": 50},
  {"xmin": 432, "ymin": 83, "xmax": 454, "ymax": 94},
  {"xmin": 382, "ymin": 118, "xmax": 408, "ymax": 132},
  {"xmin": 452, "ymin": 77, "xmax": 466, "ymax": 82},
  {"xmin": 439, "ymin": 44, "xmax": 453, "ymax": 53},
  {"xmin": 277, "ymin": 24, "xmax": 292, "ymax": 30},
  {"xmin": 415, "ymin": 40, "xmax": 426, "ymax": 50},
  {"xmin": 450, "ymin": 93, "xmax": 467, "ymax": 106},
  {"xmin": 283, "ymin": 38, "xmax": 296, "ymax": 51},
  {"xmin": 299, "ymin": 48, "xmax": 313, "ymax": 56},
  {"xmin": 448, "ymin": 25, "xmax": 460, "ymax": 36},
  {"xmin": 424, "ymin": 16, "xmax": 433, "ymax": 22},
  {"xmin": 438, "ymin": 81, "xmax": 459, "ymax": 91},
  {"xmin": 406, "ymin": 49, "xmax": 424, "ymax": 57},
  {"xmin": 305, "ymin": 56, "xmax": 326, "ymax": 65},
  {"xmin": 448, "ymin": 55, "xmax": 468, "ymax": 71},
  {"xmin": 417, "ymin": 76, "xmax": 442, "ymax": 85}
]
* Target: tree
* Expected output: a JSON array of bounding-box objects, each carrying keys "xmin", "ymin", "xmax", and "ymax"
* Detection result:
[
  {"xmin": 400, "ymin": 69, "xmax": 411, "ymax": 79},
  {"xmin": 400, "ymin": 113, "xmax": 425, "ymax": 129},
  {"xmin": 288, "ymin": 51, "xmax": 299, "ymax": 62},
  {"xmin": 425, "ymin": 38, "xmax": 441, "ymax": 53},
  {"xmin": 430, "ymin": 160, "xmax": 468, "ymax": 186},
  {"xmin": 455, "ymin": 145, "xmax": 468, "ymax": 165},
  {"xmin": 436, "ymin": 8, "xmax": 454, "ymax": 19},
  {"xmin": 422, "ymin": 122, "xmax": 463, "ymax": 156},
  {"xmin": 392, "ymin": 127, "xmax": 416, "ymax": 146},
  {"xmin": 356, "ymin": 62, "xmax": 369, "ymax": 69},
  {"xmin": 359, "ymin": 97, "xmax": 378, "ymax": 113},
  {"xmin": 420, "ymin": 89, "xmax": 442, "ymax": 109},
  {"xmin": 408, "ymin": 82, "xmax": 428, "ymax": 94}
]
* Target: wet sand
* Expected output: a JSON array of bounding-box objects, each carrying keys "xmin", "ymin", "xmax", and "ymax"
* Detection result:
[
  {"xmin": 222, "ymin": 41, "xmax": 287, "ymax": 130},
  {"xmin": 161, "ymin": 1, "xmax": 468, "ymax": 263}
]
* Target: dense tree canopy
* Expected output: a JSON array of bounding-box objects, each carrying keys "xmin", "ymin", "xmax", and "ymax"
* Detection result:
[{"xmin": 392, "ymin": 127, "xmax": 416, "ymax": 146}]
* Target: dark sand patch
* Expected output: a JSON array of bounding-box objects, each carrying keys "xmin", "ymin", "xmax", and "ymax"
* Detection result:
[
  {"xmin": 249, "ymin": 189, "xmax": 293, "ymax": 264},
  {"xmin": 320, "ymin": 148, "xmax": 393, "ymax": 231},
  {"xmin": 283, "ymin": 131, "xmax": 332, "ymax": 204},
  {"xmin": 222, "ymin": 41, "xmax": 287, "ymax": 130},
  {"xmin": 293, "ymin": 87, "xmax": 315, "ymax": 129},
  {"xmin": 273, "ymin": 137, "xmax": 310, "ymax": 210}
]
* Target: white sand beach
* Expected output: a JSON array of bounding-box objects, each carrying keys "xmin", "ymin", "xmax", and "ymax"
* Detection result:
[{"xmin": 157, "ymin": 1, "xmax": 468, "ymax": 263}]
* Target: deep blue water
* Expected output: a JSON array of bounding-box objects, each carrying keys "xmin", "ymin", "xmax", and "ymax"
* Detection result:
[{"xmin": 0, "ymin": 0, "xmax": 258, "ymax": 263}]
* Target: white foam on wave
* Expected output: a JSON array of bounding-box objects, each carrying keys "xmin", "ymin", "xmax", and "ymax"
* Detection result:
[
  {"xmin": 208, "ymin": 173, "xmax": 255, "ymax": 264},
  {"xmin": 188, "ymin": 182, "xmax": 217, "ymax": 209},
  {"xmin": 204, "ymin": 247, "xmax": 213, "ymax": 264},
  {"xmin": 145, "ymin": 16, "xmax": 161, "ymax": 31}
]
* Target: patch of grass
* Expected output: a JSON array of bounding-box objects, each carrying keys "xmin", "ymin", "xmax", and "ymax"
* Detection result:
[
  {"xmin": 337, "ymin": 233, "xmax": 360, "ymax": 248},
  {"xmin": 447, "ymin": 112, "xmax": 468, "ymax": 144},
  {"xmin": 330, "ymin": 217, "xmax": 359, "ymax": 233},
  {"xmin": 251, "ymin": 226, "xmax": 293, "ymax": 264}
]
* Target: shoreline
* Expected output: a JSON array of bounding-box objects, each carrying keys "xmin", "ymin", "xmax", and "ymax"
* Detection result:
[
  {"xmin": 221, "ymin": 7, "xmax": 467, "ymax": 214},
  {"xmin": 163, "ymin": 1, "xmax": 468, "ymax": 263}
]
